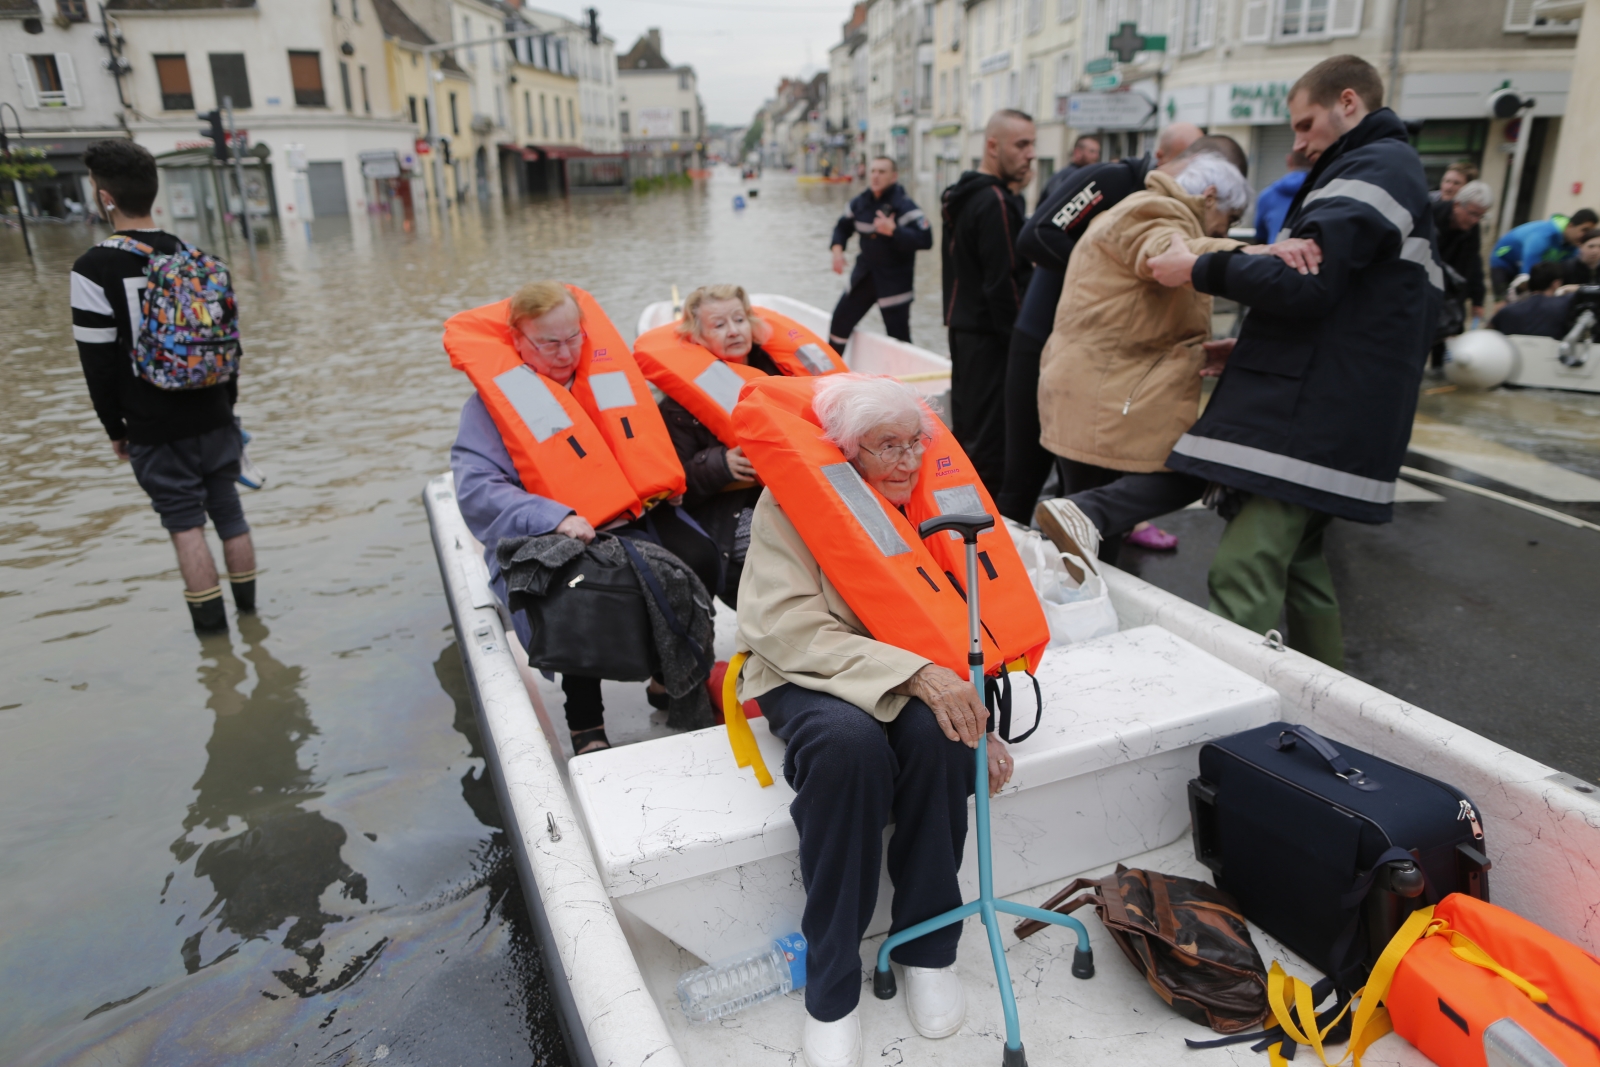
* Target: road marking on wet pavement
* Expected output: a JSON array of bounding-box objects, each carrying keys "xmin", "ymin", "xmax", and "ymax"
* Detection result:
[{"xmin": 1408, "ymin": 418, "xmax": 1600, "ymax": 503}]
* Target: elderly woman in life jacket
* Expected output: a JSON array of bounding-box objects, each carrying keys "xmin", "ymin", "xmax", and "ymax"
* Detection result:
[
  {"xmin": 732, "ymin": 373, "xmax": 1012, "ymax": 1067},
  {"xmin": 451, "ymin": 281, "xmax": 721, "ymax": 755},
  {"xmin": 656, "ymin": 284, "xmax": 783, "ymax": 607}
]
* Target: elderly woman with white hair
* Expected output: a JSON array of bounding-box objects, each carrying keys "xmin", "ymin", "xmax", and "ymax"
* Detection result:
[
  {"xmin": 733, "ymin": 373, "xmax": 1013, "ymax": 1067},
  {"xmin": 1034, "ymin": 150, "xmax": 1293, "ymax": 566}
]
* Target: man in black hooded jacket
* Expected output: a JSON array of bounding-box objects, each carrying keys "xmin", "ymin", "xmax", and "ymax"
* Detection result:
[
  {"xmin": 1148, "ymin": 55, "xmax": 1443, "ymax": 667},
  {"xmin": 941, "ymin": 108, "xmax": 1036, "ymax": 495}
]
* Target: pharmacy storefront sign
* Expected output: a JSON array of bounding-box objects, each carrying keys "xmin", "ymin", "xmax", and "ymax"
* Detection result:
[{"xmin": 1213, "ymin": 81, "xmax": 1293, "ymax": 125}]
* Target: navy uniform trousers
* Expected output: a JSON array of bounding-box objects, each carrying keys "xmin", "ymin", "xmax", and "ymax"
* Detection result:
[{"xmin": 756, "ymin": 682, "xmax": 977, "ymax": 1022}]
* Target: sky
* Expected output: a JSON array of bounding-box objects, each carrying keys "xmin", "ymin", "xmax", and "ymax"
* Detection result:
[{"xmin": 583, "ymin": 0, "xmax": 852, "ymax": 126}]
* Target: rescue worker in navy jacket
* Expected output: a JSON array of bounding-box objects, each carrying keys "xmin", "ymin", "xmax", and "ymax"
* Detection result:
[
  {"xmin": 829, "ymin": 156, "xmax": 932, "ymax": 347},
  {"xmin": 1148, "ymin": 55, "xmax": 1443, "ymax": 668}
]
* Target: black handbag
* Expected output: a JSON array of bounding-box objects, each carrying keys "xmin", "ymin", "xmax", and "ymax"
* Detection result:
[
  {"xmin": 515, "ymin": 535, "xmax": 658, "ymax": 681},
  {"xmin": 1188, "ymin": 722, "xmax": 1491, "ymax": 988}
]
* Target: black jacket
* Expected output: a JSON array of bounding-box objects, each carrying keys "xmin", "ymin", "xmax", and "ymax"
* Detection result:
[
  {"xmin": 71, "ymin": 230, "xmax": 237, "ymax": 444},
  {"xmin": 830, "ymin": 182, "xmax": 932, "ymax": 303},
  {"xmin": 1430, "ymin": 199, "xmax": 1486, "ymax": 308},
  {"xmin": 1170, "ymin": 109, "xmax": 1442, "ymax": 524},
  {"xmin": 1013, "ymin": 156, "xmax": 1154, "ymax": 341},
  {"xmin": 1563, "ymin": 258, "xmax": 1600, "ymax": 286},
  {"xmin": 1489, "ymin": 293, "xmax": 1574, "ymax": 339},
  {"xmin": 941, "ymin": 171, "xmax": 1032, "ymax": 335}
]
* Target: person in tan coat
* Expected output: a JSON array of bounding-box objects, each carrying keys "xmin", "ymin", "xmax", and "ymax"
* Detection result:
[
  {"xmin": 1034, "ymin": 151, "xmax": 1319, "ymax": 566},
  {"xmin": 732, "ymin": 373, "xmax": 1012, "ymax": 1067}
]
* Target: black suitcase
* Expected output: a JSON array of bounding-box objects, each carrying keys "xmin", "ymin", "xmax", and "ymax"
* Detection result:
[{"xmin": 1188, "ymin": 722, "xmax": 1491, "ymax": 987}]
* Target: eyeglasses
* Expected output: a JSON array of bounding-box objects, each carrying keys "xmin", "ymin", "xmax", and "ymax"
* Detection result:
[
  {"xmin": 857, "ymin": 433, "xmax": 931, "ymax": 465},
  {"xmin": 522, "ymin": 326, "xmax": 585, "ymax": 356}
]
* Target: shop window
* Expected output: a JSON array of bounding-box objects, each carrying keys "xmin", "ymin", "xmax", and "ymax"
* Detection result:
[
  {"xmin": 154, "ymin": 54, "xmax": 193, "ymax": 111},
  {"xmin": 288, "ymin": 51, "xmax": 325, "ymax": 107},
  {"xmin": 208, "ymin": 53, "xmax": 251, "ymax": 109}
]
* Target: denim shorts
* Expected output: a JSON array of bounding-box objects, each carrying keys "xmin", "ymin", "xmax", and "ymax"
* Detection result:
[{"xmin": 128, "ymin": 422, "xmax": 250, "ymax": 538}]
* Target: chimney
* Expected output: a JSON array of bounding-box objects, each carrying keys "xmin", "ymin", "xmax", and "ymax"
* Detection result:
[{"xmin": 647, "ymin": 27, "xmax": 661, "ymax": 55}]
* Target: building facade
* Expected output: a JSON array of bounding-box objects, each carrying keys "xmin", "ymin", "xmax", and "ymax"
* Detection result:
[
  {"xmin": 515, "ymin": 3, "xmax": 618, "ymax": 154},
  {"xmin": 616, "ymin": 29, "xmax": 702, "ymax": 176},
  {"xmin": 106, "ymin": 0, "xmax": 415, "ymax": 227},
  {"xmin": 1, "ymin": 0, "xmax": 129, "ymax": 216},
  {"xmin": 930, "ymin": 0, "xmax": 965, "ymax": 189}
]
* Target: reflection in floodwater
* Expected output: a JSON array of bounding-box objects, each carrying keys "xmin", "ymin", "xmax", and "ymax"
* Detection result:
[{"xmin": 171, "ymin": 616, "xmax": 374, "ymax": 993}]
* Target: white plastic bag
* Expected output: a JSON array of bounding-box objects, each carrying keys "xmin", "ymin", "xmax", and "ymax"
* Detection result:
[{"xmin": 1005, "ymin": 520, "xmax": 1120, "ymax": 646}]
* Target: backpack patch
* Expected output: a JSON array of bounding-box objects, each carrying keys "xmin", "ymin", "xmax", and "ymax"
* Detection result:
[{"xmin": 101, "ymin": 236, "xmax": 242, "ymax": 391}]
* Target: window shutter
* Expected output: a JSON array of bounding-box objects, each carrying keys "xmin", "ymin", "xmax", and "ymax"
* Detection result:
[
  {"xmin": 1058, "ymin": 0, "xmax": 1078, "ymax": 19},
  {"xmin": 1192, "ymin": 0, "xmax": 1216, "ymax": 48},
  {"xmin": 1240, "ymin": 0, "xmax": 1272, "ymax": 40},
  {"xmin": 1503, "ymin": 0, "xmax": 1534, "ymax": 29},
  {"xmin": 56, "ymin": 53, "xmax": 82, "ymax": 108},
  {"xmin": 11, "ymin": 54, "xmax": 39, "ymax": 108},
  {"xmin": 1327, "ymin": 0, "xmax": 1362, "ymax": 35}
]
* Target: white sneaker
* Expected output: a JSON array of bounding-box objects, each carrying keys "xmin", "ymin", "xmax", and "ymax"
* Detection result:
[
  {"xmin": 803, "ymin": 1008, "xmax": 861, "ymax": 1067},
  {"xmin": 904, "ymin": 964, "xmax": 966, "ymax": 1039},
  {"xmin": 1034, "ymin": 498, "xmax": 1101, "ymax": 582}
]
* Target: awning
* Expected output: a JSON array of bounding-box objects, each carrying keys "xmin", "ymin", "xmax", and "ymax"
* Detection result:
[{"xmin": 525, "ymin": 144, "xmax": 597, "ymax": 160}]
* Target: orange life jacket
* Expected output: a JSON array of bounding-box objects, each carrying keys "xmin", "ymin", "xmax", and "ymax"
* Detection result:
[
  {"xmin": 733, "ymin": 375, "xmax": 1049, "ymax": 676},
  {"xmin": 444, "ymin": 288, "xmax": 686, "ymax": 527},
  {"xmin": 633, "ymin": 310, "xmax": 847, "ymax": 449}
]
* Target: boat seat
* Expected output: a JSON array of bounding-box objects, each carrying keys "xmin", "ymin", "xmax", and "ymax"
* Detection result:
[{"xmin": 569, "ymin": 625, "xmax": 1279, "ymax": 965}]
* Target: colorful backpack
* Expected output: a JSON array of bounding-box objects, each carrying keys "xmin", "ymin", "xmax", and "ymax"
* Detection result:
[{"xmin": 100, "ymin": 236, "xmax": 241, "ymax": 391}]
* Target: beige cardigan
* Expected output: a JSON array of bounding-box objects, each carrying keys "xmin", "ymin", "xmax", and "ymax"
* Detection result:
[
  {"xmin": 1037, "ymin": 169, "xmax": 1243, "ymax": 473},
  {"xmin": 733, "ymin": 490, "xmax": 930, "ymax": 722}
]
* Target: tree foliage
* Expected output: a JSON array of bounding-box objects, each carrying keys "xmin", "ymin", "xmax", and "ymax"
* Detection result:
[
  {"xmin": 0, "ymin": 148, "xmax": 56, "ymax": 183},
  {"xmin": 740, "ymin": 121, "xmax": 764, "ymax": 159}
]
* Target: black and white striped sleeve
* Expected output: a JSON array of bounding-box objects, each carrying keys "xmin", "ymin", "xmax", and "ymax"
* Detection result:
[{"xmin": 71, "ymin": 264, "xmax": 128, "ymax": 440}]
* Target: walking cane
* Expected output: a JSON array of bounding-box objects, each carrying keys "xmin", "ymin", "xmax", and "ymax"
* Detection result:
[{"xmin": 873, "ymin": 511, "xmax": 1095, "ymax": 1067}]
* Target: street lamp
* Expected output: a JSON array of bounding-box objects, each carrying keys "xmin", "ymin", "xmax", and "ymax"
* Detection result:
[{"xmin": 0, "ymin": 101, "xmax": 33, "ymax": 259}]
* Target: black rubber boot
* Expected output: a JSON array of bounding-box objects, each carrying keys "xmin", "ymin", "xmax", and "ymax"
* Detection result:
[
  {"xmin": 185, "ymin": 586, "xmax": 228, "ymax": 635},
  {"xmin": 228, "ymin": 569, "xmax": 257, "ymax": 613}
]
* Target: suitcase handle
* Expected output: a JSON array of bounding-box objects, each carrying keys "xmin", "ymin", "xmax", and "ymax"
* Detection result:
[{"xmin": 1269, "ymin": 725, "xmax": 1381, "ymax": 791}]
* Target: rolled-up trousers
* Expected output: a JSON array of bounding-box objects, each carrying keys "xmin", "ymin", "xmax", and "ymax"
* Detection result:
[{"xmin": 756, "ymin": 683, "xmax": 977, "ymax": 1022}]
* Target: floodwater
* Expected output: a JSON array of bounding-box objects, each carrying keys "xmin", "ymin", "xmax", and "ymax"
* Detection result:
[{"xmin": 0, "ymin": 171, "xmax": 946, "ymax": 1066}]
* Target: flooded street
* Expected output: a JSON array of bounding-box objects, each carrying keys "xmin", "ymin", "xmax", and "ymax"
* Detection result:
[
  {"xmin": 4, "ymin": 168, "xmax": 1600, "ymax": 1065},
  {"xmin": 0, "ymin": 171, "xmax": 934, "ymax": 1066}
]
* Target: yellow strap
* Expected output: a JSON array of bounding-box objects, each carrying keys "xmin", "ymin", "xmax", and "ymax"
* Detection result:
[
  {"xmin": 1427, "ymin": 925, "xmax": 1549, "ymax": 1004},
  {"xmin": 722, "ymin": 652, "xmax": 773, "ymax": 788},
  {"xmin": 1264, "ymin": 906, "xmax": 1436, "ymax": 1067}
]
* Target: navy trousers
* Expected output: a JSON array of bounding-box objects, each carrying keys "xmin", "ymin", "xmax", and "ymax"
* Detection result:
[
  {"xmin": 829, "ymin": 274, "xmax": 913, "ymax": 346},
  {"xmin": 756, "ymin": 683, "xmax": 977, "ymax": 1022}
]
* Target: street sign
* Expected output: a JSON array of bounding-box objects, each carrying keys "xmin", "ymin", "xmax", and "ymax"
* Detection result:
[
  {"xmin": 1067, "ymin": 91, "xmax": 1156, "ymax": 131},
  {"xmin": 1085, "ymin": 57, "xmax": 1115, "ymax": 74},
  {"xmin": 415, "ymin": 138, "xmax": 431, "ymax": 155},
  {"xmin": 1090, "ymin": 72, "xmax": 1122, "ymax": 91}
]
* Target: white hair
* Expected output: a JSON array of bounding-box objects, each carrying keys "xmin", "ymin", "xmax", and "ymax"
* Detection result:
[
  {"xmin": 1454, "ymin": 180, "xmax": 1494, "ymax": 211},
  {"xmin": 1174, "ymin": 152, "xmax": 1253, "ymax": 215},
  {"xmin": 812, "ymin": 373, "xmax": 936, "ymax": 460}
]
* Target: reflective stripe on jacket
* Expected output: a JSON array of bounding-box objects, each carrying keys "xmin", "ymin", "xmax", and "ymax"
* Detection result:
[{"xmin": 1174, "ymin": 109, "xmax": 1443, "ymax": 524}]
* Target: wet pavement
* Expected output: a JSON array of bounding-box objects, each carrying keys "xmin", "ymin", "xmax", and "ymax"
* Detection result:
[{"xmin": 3, "ymin": 169, "xmax": 1599, "ymax": 1065}]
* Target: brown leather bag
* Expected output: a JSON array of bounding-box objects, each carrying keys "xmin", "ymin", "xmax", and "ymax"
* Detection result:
[{"xmin": 1015, "ymin": 866, "xmax": 1270, "ymax": 1034}]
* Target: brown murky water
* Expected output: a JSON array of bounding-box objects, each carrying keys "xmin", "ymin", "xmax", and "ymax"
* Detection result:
[{"xmin": 0, "ymin": 172, "xmax": 951, "ymax": 1066}]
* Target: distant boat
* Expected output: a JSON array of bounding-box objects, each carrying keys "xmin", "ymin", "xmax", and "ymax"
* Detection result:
[{"xmin": 423, "ymin": 295, "xmax": 1600, "ymax": 1067}]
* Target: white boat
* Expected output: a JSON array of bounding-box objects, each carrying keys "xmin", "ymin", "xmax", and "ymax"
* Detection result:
[{"xmin": 424, "ymin": 300, "xmax": 1600, "ymax": 1067}]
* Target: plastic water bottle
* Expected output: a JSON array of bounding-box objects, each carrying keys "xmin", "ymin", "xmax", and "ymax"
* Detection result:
[{"xmin": 675, "ymin": 932, "xmax": 807, "ymax": 1022}]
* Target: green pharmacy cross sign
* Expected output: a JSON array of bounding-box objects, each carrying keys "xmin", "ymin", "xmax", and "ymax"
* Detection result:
[{"xmin": 1107, "ymin": 21, "xmax": 1166, "ymax": 63}]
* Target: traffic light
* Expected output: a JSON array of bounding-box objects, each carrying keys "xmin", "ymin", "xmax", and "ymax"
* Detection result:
[{"xmin": 198, "ymin": 110, "xmax": 229, "ymax": 161}]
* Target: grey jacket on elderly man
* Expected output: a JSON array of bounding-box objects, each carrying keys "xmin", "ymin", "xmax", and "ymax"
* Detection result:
[{"xmin": 734, "ymin": 489, "xmax": 930, "ymax": 722}]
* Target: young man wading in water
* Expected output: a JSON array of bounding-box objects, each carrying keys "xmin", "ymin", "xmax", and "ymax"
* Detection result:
[{"xmin": 71, "ymin": 140, "xmax": 257, "ymax": 635}]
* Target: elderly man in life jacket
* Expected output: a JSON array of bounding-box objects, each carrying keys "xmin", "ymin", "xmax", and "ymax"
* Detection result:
[
  {"xmin": 730, "ymin": 374, "xmax": 1017, "ymax": 1067},
  {"xmin": 449, "ymin": 281, "xmax": 722, "ymax": 755}
]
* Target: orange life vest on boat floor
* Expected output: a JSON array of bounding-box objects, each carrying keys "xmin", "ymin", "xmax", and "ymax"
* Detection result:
[
  {"xmin": 633, "ymin": 309, "xmax": 847, "ymax": 449},
  {"xmin": 444, "ymin": 287, "xmax": 685, "ymax": 527},
  {"xmin": 733, "ymin": 375, "xmax": 1049, "ymax": 676}
]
